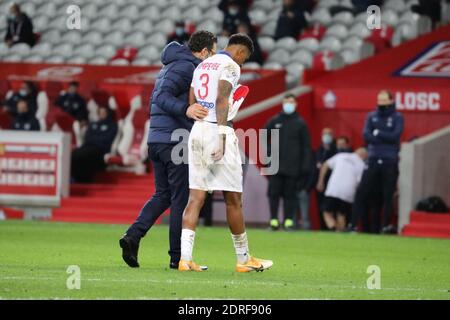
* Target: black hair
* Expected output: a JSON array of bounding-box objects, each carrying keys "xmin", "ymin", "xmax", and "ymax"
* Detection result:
[
  {"xmin": 69, "ymin": 81, "xmax": 79, "ymax": 87},
  {"xmin": 284, "ymin": 93, "xmax": 296, "ymax": 100},
  {"xmin": 188, "ymin": 31, "xmax": 217, "ymax": 53},
  {"xmin": 337, "ymin": 136, "xmax": 350, "ymax": 143},
  {"xmin": 227, "ymin": 33, "xmax": 254, "ymax": 54}
]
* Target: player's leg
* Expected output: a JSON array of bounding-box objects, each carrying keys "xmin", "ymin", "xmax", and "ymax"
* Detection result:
[
  {"xmin": 282, "ymin": 176, "xmax": 297, "ymax": 230},
  {"xmin": 121, "ymin": 144, "xmax": 171, "ymax": 267},
  {"xmin": 166, "ymin": 148, "xmax": 190, "ymax": 268},
  {"xmin": 323, "ymin": 211, "xmax": 336, "ymax": 230},
  {"xmin": 268, "ymin": 174, "xmax": 282, "ymax": 230},
  {"xmin": 323, "ymin": 196, "xmax": 338, "ymax": 230},
  {"xmin": 223, "ymin": 191, "xmax": 273, "ymax": 272},
  {"xmin": 336, "ymin": 213, "xmax": 346, "ymax": 231},
  {"xmin": 178, "ymin": 189, "xmax": 207, "ymax": 271}
]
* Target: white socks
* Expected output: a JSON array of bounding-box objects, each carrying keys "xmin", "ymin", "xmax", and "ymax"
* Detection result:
[
  {"xmin": 181, "ymin": 229, "xmax": 196, "ymax": 261},
  {"xmin": 231, "ymin": 232, "xmax": 249, "ymax": 264},
  {"xmin": 181, "ymin": 229, "xmax": 249, "ymax": 264}
]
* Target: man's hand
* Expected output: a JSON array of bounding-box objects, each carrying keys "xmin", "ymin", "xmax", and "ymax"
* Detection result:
[
  {"xmin": 186, "ymin": 103, "xmax": 208, "ymax": 121},
  {"xmin": 211, "ymin": 134, "xmax": 226, "ymax": 161}
]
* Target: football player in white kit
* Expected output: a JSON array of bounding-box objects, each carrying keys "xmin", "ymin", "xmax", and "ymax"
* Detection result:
[{"xmin": 178, "ymin": 34, "xmax": 273, "ymax": 272}]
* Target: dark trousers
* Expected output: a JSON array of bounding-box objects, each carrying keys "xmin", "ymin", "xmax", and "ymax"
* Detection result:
[
  {"xmin": 268, "ymin": 174, "xmax": 297, "ymax": 222},
  {"xmin": 352, "ymin": 160, "xmax": 399, "ymax": 232},
  {"xmin": 71, "ymin": 144, "xmax": 106, "ymax": 183},
  {"xmin": 126, "ymin": 143, "xmax": 189, "ymax": 263}
]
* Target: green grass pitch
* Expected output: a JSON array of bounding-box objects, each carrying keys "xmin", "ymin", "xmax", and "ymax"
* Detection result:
[{"xmin": 0, "ymin": 220, "xmax": 449, "ymax": 300}]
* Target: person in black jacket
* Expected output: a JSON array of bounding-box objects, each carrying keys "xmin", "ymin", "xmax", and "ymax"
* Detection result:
[
  {"xmin": 4, "ymin": 3, "xmax": 35, "ymax": 48},
  {"xmin": 220, "ymin": 0, "xmax": 252, "ymax": 36},
  {"xmin": 265, "ymin": 94, "xmax": 312, "ymax": 231},
  {"xmin": 167, "ymin": 21, "xmax": 191, "ymax": 46},
  {"xmin": 11, "ymin": 99, "xmax": 40, "ymax": 131},
  {"xmin": 350, "ymin": 90, "xmax": 404, "ymax": 234},
  {"xmin": 4, "ymin": 81, "xmax": 38, "ymax": 117},
  {"xmin": 274, "ymin": 0, "xmax": 308, "ymax": 40},
  {"xmin": 120, "ymin": 31, "xmax": 217, "ymax": 270},
  {"xmin": 54, "ymin": 81, "xmax": 88, "ymax": 123},
  {"xmin": 71, "ymin": 106, "xmax": 118, "ymax": 183}
]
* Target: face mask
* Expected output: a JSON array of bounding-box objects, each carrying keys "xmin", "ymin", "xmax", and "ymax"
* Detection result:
[
  {"xmin": 322, "ymin": 134, "xmax": 332, "ymax": 145},
  {"xmin": 282, "ymin": 103, "xmax": 296, "ymax": 114},
  {"xmin": 175, "ymin": 27, "xmax": 184, "ymax": 36},
  {"xmin": 8, "ymin": 14, "xmax": 17, "ymax": 21},
  {"xmin": 19, "ymin": 89, "xmax": 28, "ymax": 96},
  {"xmin": 337, "ymin": 147, "xmax": 351, "ymax": 153},
  {"xmin": 377, "ymin": 103, "xmax": 393, "ymax": 110},
  {"xmin": 229, "ymin": 8, "xmax": 239, "ymax": 15}
]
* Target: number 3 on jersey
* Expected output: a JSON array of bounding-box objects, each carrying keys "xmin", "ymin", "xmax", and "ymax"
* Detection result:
[{"xmin": 197, "ymin": 73, "xmax": 209, "ymax": 99}]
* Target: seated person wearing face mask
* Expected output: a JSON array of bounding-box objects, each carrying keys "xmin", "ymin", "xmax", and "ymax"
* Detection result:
[
  {"xmin": 264, "ymin": 94, "xmax": 312, "ymax": 231},
  {"xmin": 71, "ymin": 106, "xmax": 118, "ymax": 183},
  {"xmin": 11, "ymin": 99, "xmax": 40, "ymax": 131},
  {"xmin": 3, "ymin": 81, "xmax": 38, "ymax": 117},
  {"xmin": 220, "ymin": 0, "xmax": 252, "ymax": 36},
  {"xmin": 167, "ymin": 21, "xmax": 191, "ymax": 46},
  {"xmin": 54, "ymin": 81, "xmax": 88, "ymax": 124},
  {"xmin": 4, "ymin": 3, "xmax": 35, "ymax": 48}
]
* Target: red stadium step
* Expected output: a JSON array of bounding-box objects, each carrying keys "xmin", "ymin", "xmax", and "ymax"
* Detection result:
[
  {"xmin": 61, "ymin": 197, "xmax": 145, "ymax": 211},
  {"xmin": 409, "ymin": 212, "xmax": 450, "ymax": 224},
  {"xmin": 50, "ymin": 172, "xmax": 160, "ymax": 224},
  {"xmin": 402, "ymin": 211, "xmax": 450, "ymax": 239}
]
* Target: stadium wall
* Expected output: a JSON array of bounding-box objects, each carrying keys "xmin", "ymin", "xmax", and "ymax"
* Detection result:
[{"xmin": 398, "ymin": 125, "xmax": 450, "ymax": 232}]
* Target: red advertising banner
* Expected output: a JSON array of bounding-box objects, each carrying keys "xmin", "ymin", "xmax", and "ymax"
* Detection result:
[
  {"xmin": 0, "ymin": 142, "xmax": 58, "ymax": 196},
  {"xmin": 0, "ymin": 131, "xmax": 70, "ymax": 206}
]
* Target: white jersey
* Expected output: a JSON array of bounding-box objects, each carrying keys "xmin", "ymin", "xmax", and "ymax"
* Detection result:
[
  {"xmin": 191, "ymin": 52, "xmax": 241, "ymax": 122},
  {"xmin": 325, "ymin": 153, "xmax": 366, "ymax": 203}
]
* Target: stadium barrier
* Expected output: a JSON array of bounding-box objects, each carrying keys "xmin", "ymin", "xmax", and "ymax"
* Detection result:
[
  {"xmin": 0, "ymin": 130, "xmax": 71, "ymax": 219},
  {"xmin": 398, "ymin": 125, "xmax": 450, "ymax": 232}
]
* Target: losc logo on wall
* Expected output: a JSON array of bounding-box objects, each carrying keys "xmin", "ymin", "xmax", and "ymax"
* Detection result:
[
  {"xmin": 396, "ymin": 41, "xmax": 450, "ymax": 78},
  {"xmin": 395, "ymin": 92, "xmax": 440, "ymax": 111}
]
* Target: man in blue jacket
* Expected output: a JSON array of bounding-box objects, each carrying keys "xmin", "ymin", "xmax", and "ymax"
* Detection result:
[
  {"xmin": 120, "ymin": 31, "xmax": 217, "ymax": 269},
  {"xmin": 349, "ymin": 90, "xmax": 404, "ymax": 234}
]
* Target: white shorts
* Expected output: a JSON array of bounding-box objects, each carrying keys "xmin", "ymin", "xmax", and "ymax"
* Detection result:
[{"xmin": 188, "ymin": 121, "xmax": 243, "ymax": 193}]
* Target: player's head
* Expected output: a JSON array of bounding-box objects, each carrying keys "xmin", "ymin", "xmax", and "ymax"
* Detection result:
[
  {"xmin": 336, "ymin": 136, "xmax": 350, "ymax": 151},
  {"xmin": 322, "ymin": 127, "xmax": 334, "ymax": 145},
  {"xmin": 282, "ymin": 93, "xmax": 297, "ymax": 114},
  {"xmin": 225, "ymin": 33, "xmax": 254, "ymax": 66},
  {"xmin": 98, "ymin": 106, "xmax": 110, "ymax": 121},
  {"xmin": 9, "ymin": 3, "xmax": 21, "ymax": 18},
  {"xmin": 68, "ymin": 81, "xmax": 79, "ymax": 94},
  {"xmin": 377, "ymin": 90, "xmax": 394, "ymax": 109},
  {"xmin": 188, "ymin": 31, "xmax": 217, "ymax": 61},
  {"xmin": 17, "ymin": 99, "xmax": 29, "ymax": 114}
]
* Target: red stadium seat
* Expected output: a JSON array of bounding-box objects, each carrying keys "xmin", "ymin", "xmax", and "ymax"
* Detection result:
[
  {"xmin": 109, "ymin": 47, "xmax": 138, "ymax": 64},
  {"xmin": 105, "ymin": 95, "xmax": 149, "ymax": 173},
  {"xmin": 299, "ymin": 24, "xmax": 326, "ymax": 41},
  {"xmin": 365, "ymin": 25, "xmax": 394, "ymax": 53}
]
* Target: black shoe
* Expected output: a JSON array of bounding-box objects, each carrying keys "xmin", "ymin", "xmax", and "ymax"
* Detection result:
[
  {"xmin": 381, "ymin": 224, "xmax": 397, "ymax": 234},
  {"xmin": 169, "ymin": 261, "xmax": 179, "ymax": 269},
  {"xmin": 119, "ymin": 235, "xmax": 140, "ymax": 268},
  {"xmin": 345, "ymin": 224, "xmax": 358, "ymax": 233}
]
